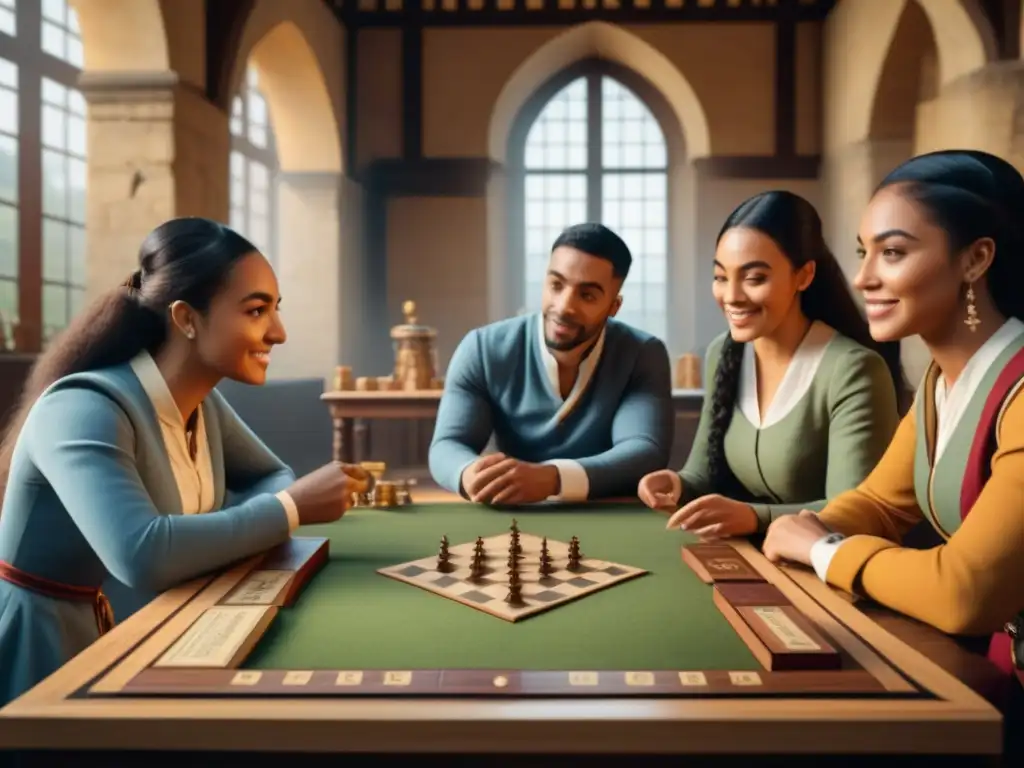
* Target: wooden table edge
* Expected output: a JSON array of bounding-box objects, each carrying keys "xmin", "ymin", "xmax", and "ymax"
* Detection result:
[{"xmin": 0, "ymin": 499, "xmax": 1004, "ymax": 756}]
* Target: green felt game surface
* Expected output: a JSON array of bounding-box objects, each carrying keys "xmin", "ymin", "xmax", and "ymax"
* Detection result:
[{"xmin": 243, "ymin": 502, "xmax": 759, "ymax": 672}]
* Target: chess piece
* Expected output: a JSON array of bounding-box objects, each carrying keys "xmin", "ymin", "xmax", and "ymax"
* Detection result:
[
  {"xmin": 509, "ymin": 522, "xmax": 521, "ymax": 555},
  {"xmin": 469, "ymin": 551, "xmax": 485, "ymax": 582},
  {"xmin": 567, "ymin": 536, "xmax": 582, "ymax": 572},
  {"xmin": 437, "ymin": 535, "xmax": 454, "ymax": 573},
  {"xmin": 539, "ymin": 537, "xmax": 553, "ymax": 576},
  {"xmin": 505, "ymin": 569, "xmax": 524, "ymax": 605}
]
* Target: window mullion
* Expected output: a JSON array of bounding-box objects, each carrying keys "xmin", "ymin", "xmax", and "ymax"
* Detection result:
[
  {"xmin": 17, "ymin": 2, "xmax": 42, "ymax": 351},
  {"xmin": 586, "ymin": 73, "xmax": 601, "ymax": 223}
]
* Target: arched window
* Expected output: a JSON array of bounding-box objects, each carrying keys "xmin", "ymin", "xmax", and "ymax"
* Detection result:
[
  {"xmin": 230, "ymin": 65, "xmax": 279, "ymax": 265},
  {"xmin": 0, "ymin": 0, "xmax": 86, "ymax": 350},
  {"xmin": 514, "ymin": 64, "xmax": 670, "ymax": 342}
]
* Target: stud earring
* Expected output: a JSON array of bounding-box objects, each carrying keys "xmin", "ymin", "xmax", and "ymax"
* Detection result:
[
  {"xmin": 965, "ymin": 283, "xmax": 980, "ymax": 333},
  {"xmin": 185, "ymin": 328, "xmax": 195, "ymax": 340}
]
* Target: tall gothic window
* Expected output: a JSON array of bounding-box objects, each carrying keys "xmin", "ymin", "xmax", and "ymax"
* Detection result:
[
  {"xmin": 230, "ymin": 65, "xmax": 278, "ymax": 265},
  {"xmin": 518, "ymin": 68, "xmax": 669, "ymax": 341},
  {"xmin": 0, "ymin": 0, "xmax": 86, "ymax": 350}
]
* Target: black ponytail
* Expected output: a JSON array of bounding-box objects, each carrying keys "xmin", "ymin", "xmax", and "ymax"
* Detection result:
[{"xmin": 0, "ymin": 217, "xmax": 257, "ymax": 500}]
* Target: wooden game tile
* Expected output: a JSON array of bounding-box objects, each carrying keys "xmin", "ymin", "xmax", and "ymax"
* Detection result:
[
  {"xmin": 258, "ymin": 537, "xmax": 329, "ymax": 572},
  {"xmin": 713, "ymin": 585, "xmax": 841, "ymax": 671},
  {"xmin": 680, "ymin": 543, "xmax": 765, "ymax": 584},
  {"xmin": 715, "ymin": 581, "xmax": 790, "ymax": 606},
  {"xmin": 251, "ymin": 537, "xmax": 329, "ymax": 607},
  {"xmin": 152, "ymin": 605, "xmax": 278, "ymax": 669}
]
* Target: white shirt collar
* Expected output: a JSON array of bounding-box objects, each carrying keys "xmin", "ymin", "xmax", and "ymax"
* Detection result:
[
  {"xmin": 129, "ymin": 349, "xmax": 195, "ymax": 430},
  {"xmin": 536, "ymin": 313, "xmax": 607, "ymax": 420},
  {"xmin": 738, "ymin": 320, "xmax": 836, "ymax": 428}
]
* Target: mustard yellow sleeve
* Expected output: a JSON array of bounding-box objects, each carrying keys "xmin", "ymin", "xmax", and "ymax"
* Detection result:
[
  {"xmin": 824, "ymin": 393, "xmax": 1024, "ymax": 636},
  {"xmin": 817, "ymin": 403, "xmax": 923, "ymax": 541}
]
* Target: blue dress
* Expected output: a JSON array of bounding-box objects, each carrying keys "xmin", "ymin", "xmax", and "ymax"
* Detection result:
[{"xmin": 0, "ymin": 351, "xmax": 298, "ymax": 706}]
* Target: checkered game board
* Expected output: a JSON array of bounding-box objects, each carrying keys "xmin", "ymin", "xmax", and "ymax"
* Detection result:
[{"xmin": 377, "ymin": 532, "xmax": 648, "ymax": 621}]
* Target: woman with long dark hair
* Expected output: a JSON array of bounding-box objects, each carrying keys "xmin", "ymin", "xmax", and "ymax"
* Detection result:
[
  {"xmin": 0, "ymin": 217, "xmax": 368, "ymax": 705},
  {"xmin": 638, "ymin": 191, "xmax": 905, "ymax": 537},
  {"xmin": 762, "ymin": 150, "xmax": 1024, "ymax": 678}
]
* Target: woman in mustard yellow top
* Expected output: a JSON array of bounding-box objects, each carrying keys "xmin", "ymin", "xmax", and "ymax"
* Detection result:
[{"xmin": 762, "ymin": 149, "xmax": 1024, "ymax": 678}]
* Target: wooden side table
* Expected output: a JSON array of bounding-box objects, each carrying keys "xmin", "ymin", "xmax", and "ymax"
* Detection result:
[{"xmin": 320, "ymin": 390, "xmax": 443, "ymax": 464}]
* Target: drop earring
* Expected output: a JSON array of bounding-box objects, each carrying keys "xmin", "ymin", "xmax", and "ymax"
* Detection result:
[{"xmin": 965, "ymin": 283, "xmax": 980, "ymax": 333}]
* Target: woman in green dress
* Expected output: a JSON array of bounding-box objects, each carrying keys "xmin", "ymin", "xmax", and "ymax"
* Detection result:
[{"xmin": 638, "ymin": 190, "xmax": 906, "ymax": 538}]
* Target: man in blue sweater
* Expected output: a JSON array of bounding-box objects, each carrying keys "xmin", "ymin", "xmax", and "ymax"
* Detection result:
[{"xmin": 429, "ymin": 223, "xmax": 674, "ymax": 505}]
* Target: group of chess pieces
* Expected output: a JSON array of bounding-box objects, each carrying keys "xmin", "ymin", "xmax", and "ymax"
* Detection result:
[{"xmin": 434, "ymin": 519, "xmax": 584, "ymax": 607}]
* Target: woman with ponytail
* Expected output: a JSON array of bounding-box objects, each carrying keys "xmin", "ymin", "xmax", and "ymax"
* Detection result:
[
  {"xmin": 762, "ymin": 151, "xmax": 1024, "ymax": 686},
  {"xmin": 0, "ymin": 217, "xmax": 369, "ymax": 706},
  {"xmin": 637, "ymin": 191, "xmax": 905, "ymax": 537}
]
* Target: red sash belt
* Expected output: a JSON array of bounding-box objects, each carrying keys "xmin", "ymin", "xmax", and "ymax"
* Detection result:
[{"xmin": 0, "ymin": 560, "xmax": 115, "ymax": 635}]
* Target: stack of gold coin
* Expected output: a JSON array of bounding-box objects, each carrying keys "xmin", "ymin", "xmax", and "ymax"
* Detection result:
[
  {"xmin": 374, "ymin": 481, "xmax": 397, "ymax": 507},
  {"xmin": 395, "ymin": 480, "xmax": 411, "ymax": 506}
]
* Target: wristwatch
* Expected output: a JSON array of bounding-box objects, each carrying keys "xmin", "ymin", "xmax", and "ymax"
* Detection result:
[
  {"xmin": 1006, "ymin": 615, "xmax": 1023, "ymax": 670},
  {"xmin": 822, "ymin": 532, "xmax": 845, "ymax": 546}
]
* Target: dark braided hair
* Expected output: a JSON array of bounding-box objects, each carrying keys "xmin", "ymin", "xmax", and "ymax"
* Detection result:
[
  {"xmin": 874, "ymin": 150, "xmax": 1024, "ymax": 324},
  {"xmin": 704, "ymin": 191, "xmax": 907, "ymax": 493}
]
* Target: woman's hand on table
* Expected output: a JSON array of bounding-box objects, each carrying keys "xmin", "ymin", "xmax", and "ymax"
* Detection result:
[
  {"xmin": 638, "ymin": 469, "xmax": 682, "ymax": 511},
  {"xmin": 761, "ymin": 509, "xmax": 831, "ymax": 567},
  {"xmin": 664, "ymin": 494, "xmax": 757, "ymax": 539}
]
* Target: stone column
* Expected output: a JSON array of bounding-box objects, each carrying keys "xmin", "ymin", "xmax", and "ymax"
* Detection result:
[
  {"xmin": 273, "ymin": 172, "xmax": 366, "ymax": 383},
  {"xmin": 78, "ymin": 71, "xmax": 229, "ymax": 299},
  {"xmin": 821, "ymin": 139, "xmax": 915, "ymax": 282},
  {"xmin": 914, "ymin": 60, "xmax": 1024, "ymax": 168},
  {"xmin": 820, "ymin": 138, "xmax": 925, "ymax": 381}
]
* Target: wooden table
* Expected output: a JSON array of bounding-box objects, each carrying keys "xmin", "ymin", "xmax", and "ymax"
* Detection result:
[
  {"xmin": 0, "ymin": 491, "xmax": 1007, "ymax": 763},
  {"xmin": 320, "ymin": 389, "xmax": 443, "ymax": 464},
  {"xmin": 320, "ymin": 388, "xmax": 705, "ymax": 466}
]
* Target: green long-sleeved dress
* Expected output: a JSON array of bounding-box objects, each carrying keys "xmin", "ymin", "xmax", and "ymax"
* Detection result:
[{"xmin": 680, "ymin": 321, "xmax": 900, "ymax": 530}]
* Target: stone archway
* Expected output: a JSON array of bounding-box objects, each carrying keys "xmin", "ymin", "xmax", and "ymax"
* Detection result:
[
  {"xmin": 488, "ymin": 21, "xmax": 710, "ymax": 164},
  {"xmin": 485, "ymin": 21, "xmax": 710, "ymax": 355},
  {"xmin": 824, "ymin": 0, "xmax": 993, "ymax": 153},
  {"xmin": 229, "ymin": 0, "xmax": 353, "ymax": 381},
  {"xmin": 70, "ymin": 0, "xmax": 169, "ymax": 71},
  {"xmin": 229, "ymin": 1, "xmax": 344, "ymax": 175}
]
